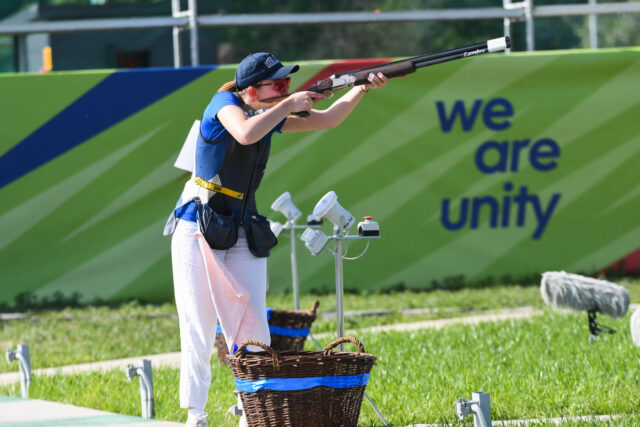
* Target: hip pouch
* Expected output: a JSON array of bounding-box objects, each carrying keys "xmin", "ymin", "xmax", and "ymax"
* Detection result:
[
  {"xmin": 194, "ymin": 198, "xmax": 238, "ymax": 250},
  {"xmin": 245, "ymin": 212, "xmax": 278, "ymax": 258}
]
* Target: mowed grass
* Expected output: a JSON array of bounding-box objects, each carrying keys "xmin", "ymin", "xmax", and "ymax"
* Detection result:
[
  {"xmin": 0, "ymin": 284, "xmax": 551, "ymax": 374},
  {"xmin": 2, "ymin": 279, "xmax": 639, "ymax": 374},
  {"xmin": 0, "ymin": 301, "xmax": 181, "ymax": 374},
  {"xmin": 357, "ymin": 312, "xmax": 640, "ymax": 425},
  {"xmin": 2, "ymin": 310, "xmax": 640, "ymax": 425}
]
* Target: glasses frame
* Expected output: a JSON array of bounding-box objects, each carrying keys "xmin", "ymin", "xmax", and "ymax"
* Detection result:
[{"xmin": 253, "ymin": 77, "xmax": 291, "ymax": 93}]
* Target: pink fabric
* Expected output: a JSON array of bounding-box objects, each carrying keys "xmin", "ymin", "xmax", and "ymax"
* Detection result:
[{"xmin": 193, "ymin": 230, "xmax": 251, "ymax": 352}]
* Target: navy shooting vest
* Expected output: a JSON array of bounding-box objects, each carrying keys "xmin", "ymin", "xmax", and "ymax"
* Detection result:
[{"xmin": 195, "ymin": 129, "xmax": 277, "ymax": 257}]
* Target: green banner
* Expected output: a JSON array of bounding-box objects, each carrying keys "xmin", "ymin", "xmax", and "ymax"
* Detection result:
[{"xmin": 1, "ymin": 48, "xmax": 639, "ymax": 306}]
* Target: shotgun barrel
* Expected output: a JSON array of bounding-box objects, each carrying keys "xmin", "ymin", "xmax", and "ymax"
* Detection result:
[
  {"xmin": 308, "ymin": 37, "xmax": 511, "ymax": 93},
  {"xmin": 246, "ymin": 36, "xmax": 511, "ymax": 117}
]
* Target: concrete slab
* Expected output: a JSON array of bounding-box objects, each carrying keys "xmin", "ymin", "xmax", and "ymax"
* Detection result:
[{"xmin": 0, "ymin": 396, "xmax": 183, "ymax": 426}]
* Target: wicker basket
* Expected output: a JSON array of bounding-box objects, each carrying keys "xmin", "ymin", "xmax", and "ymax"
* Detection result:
[
  {"xmin": 268, "ymin": 300, "xmax": 319, "ymax": 352},
  {"xmin": 215, "ymin": 324, "xmax": 228, "ymax": 365},
  {"xmin": 215, "ymin": 301, "xmax": 320, "ymax": 365},
  {"xmin": 227, "ymin": 336, "xmax": 376, "ymax": 427}
]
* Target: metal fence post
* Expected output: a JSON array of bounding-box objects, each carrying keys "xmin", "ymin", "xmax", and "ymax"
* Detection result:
[
  {"xmin": 525, "ymin": 0, "xmax": 535, "ymax": 51},
  {"xmin": 472, "ymin": 392, "xmax": 492, "ymax": 427},
  {"xmin": 503, "ymin": 0, "xmax": 535, "ymax": 52},
  {"xmin": 502, "ymin": 12, "xmax": 512, "ymax": 53},
  {"xmin": 589, "ymin": 0, "xmax": 598, "ymax": 49},
  {"xmin": 5, "ymin": 344, "xmax": 31, "ymax": 399},
  {"xmin": 188, "ymin": 0, "xmax": 199, "ymax": 66},
  {"xmin": 171, "ymin": 0, "xmax": 182, "ymax": 68},
  {"xmin": 456, "ymin": 392, "xmax": 492, "ymax": 427},
  {"xmin": 172, "ymin": 0, "xmax": 199, "ymax": 67},
  {"xmin": 126, "ymin": 359, "xmax": 155, "ymax": 419}
]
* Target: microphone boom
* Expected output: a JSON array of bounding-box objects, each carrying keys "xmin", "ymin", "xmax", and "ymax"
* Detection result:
[{"xmin": 541, "ymin": 271, "xmax": 629, "ymax": 318}]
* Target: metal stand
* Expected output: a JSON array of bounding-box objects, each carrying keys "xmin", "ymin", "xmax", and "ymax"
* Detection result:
[
  {"xmin": 282, "ymin": 220, "xmax": 323, "ymax": 349},
  {"xmin": 126, "ymin": 359, "xmax": 155, "ymax": 419},
  {"xmin": 456, "ymin": 392, "xmax": 492, "ymax": 427},
  {"xmin": 285, "ymin": 222, "xmax": 304, "ymax": 311},
  {"xmin": 227, "ymin": 391, "xmax": 244, "ymax": 418},
  {"xmin": 279, "ymin": 220, "xmax": 312, "ymax": 310},
  {"xmin": 5, "ymin": 344, "xmax": 31, "ymax": 398},
  {"xmin": 329, "ymin": 225, "xmax": 389, "ymax": 426},
  {"xmin": 588, "ymin": 310, "xmax": 615, "ymax": 342}
]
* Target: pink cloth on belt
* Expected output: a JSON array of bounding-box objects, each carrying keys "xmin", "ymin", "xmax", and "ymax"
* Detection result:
[{"xmin": 194, "ymin": 230, "xmax": 251, "ymax": 352}]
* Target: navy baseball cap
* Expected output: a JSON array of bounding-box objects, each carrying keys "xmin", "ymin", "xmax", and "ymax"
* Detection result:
[{"xmin": 235, "ymin": 52, "xmax": 299, "ymax": 90}]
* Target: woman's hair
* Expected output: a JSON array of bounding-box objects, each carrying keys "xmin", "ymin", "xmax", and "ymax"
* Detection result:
[{"xmin": 218, "ymin": 80, "xmax": 240, "ymax": 93}]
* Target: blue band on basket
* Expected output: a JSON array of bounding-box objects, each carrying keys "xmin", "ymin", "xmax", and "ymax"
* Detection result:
[
  {"xmin": 216, "ymin": 324, "xmax": 222, "ymax": 334},
  {"xmin": 235, "ymin": 373, "xmax": 370, "ymax": 393},
  {"xmin": 269, "ymin": 324, "xmax": 310, "ymax": 337},
  {"xmin": 266, "ymin": 307, "xmax": 273, "ymax": 320}
]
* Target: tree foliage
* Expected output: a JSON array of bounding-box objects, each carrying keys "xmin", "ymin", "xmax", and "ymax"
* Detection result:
[{"xmin": 193, "ymin": 0, "xmax": 640, "ymax": 63}]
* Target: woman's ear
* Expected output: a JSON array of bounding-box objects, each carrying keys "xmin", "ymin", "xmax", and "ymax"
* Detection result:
[{"xmin": 247, "ymin": 86, "xmax": 257, "ymax": 100}]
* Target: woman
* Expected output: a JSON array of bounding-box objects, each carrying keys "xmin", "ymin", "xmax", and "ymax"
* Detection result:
[{"xmin": 164, "ymin": 52, "xmax": 388, "ymax": 427}]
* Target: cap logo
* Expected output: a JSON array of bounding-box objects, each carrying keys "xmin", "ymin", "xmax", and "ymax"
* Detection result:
[{"xmin": 264, "ymin": 55, "xmax": 279, "ymax": 68}]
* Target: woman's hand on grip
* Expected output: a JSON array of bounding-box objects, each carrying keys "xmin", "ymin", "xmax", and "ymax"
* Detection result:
[{"xmin": 285, "ymin": 91, "xmax": 325, "ymax": 113}]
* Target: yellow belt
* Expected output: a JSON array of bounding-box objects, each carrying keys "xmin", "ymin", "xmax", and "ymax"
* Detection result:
[{"xmin": 193, "ymin": 177, "xmax": 244, "ymax": 200}]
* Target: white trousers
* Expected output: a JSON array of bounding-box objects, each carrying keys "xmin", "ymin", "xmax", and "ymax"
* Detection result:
[{"xmin": 171, "ymin": 219, "xmax": 270, "ymax": 409}]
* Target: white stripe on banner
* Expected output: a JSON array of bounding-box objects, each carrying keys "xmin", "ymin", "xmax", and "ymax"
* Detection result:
[
  {"xmin": 267, "ymin": 129, "xmax": 328, "ymax": 174},
  {"xmin": 0, "ymin": 125, "xmax": 166, "ymax": 251},
  {"xmin": 568, "ymin": 224, "xmax": 640, "ymax": 273},
  {"xmin": 59, "ymin": 154, "xmax": 179, "ymax": 245},
  {"xmin": 601, "ymin": 183, "xmax": 640, "ymax": 217},
  {"xmin": 36, "ymin": 218, "xmax": 168, "ymax": 301}
]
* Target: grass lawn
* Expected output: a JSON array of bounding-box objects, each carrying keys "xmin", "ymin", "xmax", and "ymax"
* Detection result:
[
  {"xmin": 0, "ymin": 301, "xmax": 181, "ymax": 374},
  {"xmin": 0, "ymin": 284, "xmax": 550, "ymax": 374},
  {"xmin": 2, "ymin": 279, "xmax": 640, "ymax": 425},
  {"xmin": 3, "ymin": 295, "xmax": 640, "ymax": 425}
]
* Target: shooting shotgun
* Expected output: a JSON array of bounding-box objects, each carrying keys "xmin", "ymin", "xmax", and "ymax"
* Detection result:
[{"xmin": 245, "ymin": 36, "xmax": 511, "ymax": 117}]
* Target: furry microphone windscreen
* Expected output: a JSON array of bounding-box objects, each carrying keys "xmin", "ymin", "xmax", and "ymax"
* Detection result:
[
  {"xmin": 630, "ymin": 306, "xmax": 640, "ymax": 347},
  {"xmin": 541, "ymin": 271, "xmax": 629, "ymax": 318}
]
